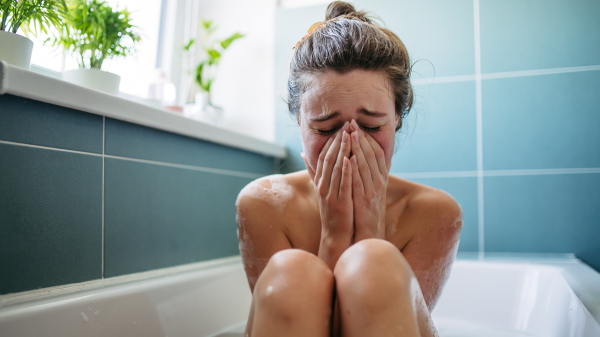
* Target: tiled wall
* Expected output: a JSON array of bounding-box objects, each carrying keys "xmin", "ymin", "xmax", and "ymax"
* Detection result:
[
  {"xmin": 0, "ymin": 94, "xmax": 276, "ymax": 295},
  {"xmin": 275, "ymin": 0, "xmax": 600, "ymax": 270}
]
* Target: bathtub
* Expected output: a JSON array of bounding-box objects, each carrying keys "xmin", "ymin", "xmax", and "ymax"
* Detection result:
[{"xmin": 0, "ymin": 253, "xmax": 599, "ymax": 337}]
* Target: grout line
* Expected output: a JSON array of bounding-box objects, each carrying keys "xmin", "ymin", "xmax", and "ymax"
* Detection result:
[
  {"xmin": 103, "ymin": 155, "xmax": 264, "ymax": 179},
  {"xmin": 392, "ymin": 171, "xmax": 478, "ymax": 179},
  {"xmin": 412, "ymin": 65, "xmax": 600, "ymax": 86},
  {"xmin": 3, "ymin": 139, "xmax": 596, "ymax": 180},
  {"xmin": 484, "ymin": 167, "xmax": 600, "ymax": 176},
  {"xmin": 412, "ymin": 74, "xmax": 475, "ymax": 85},
  {"xmin": 386, "ymin": 168, "xmax": 600, "ymax": 179},
  {"xmin": 481, "ymin": 65, "xmax": 600, "ymax": 80},
  {"xmin": 473, "ymin": 0, "xmax": 485, "ymax": 258},
  {"xmin": 0, "ymin": 140, "xmax": 104, "ymax": 157},
  {"xmin": 0, "ymin": 140, "xmax": 263, "ymax": 179},
  {"xmin": 102, "ymin": 117, "xmax": 105, "ymax": 279}
]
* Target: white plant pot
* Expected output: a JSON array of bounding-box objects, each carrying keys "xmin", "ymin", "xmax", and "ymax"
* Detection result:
[
  {"xmin": 62, "ymin": 68, "xmax": 121, "ymax": 95},
  {"xmin": 0, "ymin": 31, "xmax": 34, "ymax": 69}
]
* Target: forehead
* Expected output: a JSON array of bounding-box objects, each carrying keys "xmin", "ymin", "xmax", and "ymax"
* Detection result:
[{"xmin": 300, "ymin": 69, "xmax": 394, "ymax": 116}]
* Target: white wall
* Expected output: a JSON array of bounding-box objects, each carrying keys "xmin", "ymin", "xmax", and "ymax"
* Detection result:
[{"xmin": 169, "ymin": 0, "xmax": 277, "ymax": 142}]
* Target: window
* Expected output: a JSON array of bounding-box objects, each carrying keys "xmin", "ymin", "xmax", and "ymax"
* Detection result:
[{"xmin": 27, "ymin": 0, "xmax": 163, "ymax": 98}]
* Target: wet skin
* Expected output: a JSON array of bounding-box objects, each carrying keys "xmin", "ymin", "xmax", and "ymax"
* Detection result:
[{"xmin": 236, "ymin": 69, "xmax": 463, "ymax": 335}]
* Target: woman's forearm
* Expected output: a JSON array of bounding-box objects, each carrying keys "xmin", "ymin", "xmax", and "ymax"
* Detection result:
[{"xmin": 318, "ymin": 233, "xmax": 352, "ymax": 270}]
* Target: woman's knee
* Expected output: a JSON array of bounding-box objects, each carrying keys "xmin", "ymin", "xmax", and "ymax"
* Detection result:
[
  {"xmin": 334, "ymin": 239, "xmax": 417, "ymax": 312},
  {"xmin": 254, "ymin": 249, "xmax": 334, "ymax": 321}
]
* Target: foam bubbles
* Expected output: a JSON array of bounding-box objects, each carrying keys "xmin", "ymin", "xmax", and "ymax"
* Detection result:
[
  {"xmin": 236, "ymin": 174, "xmax": 294, "ymax": 214},
  {"xmin": 236, "ymin": 210, "xmax": 270, "ymax": 289}
]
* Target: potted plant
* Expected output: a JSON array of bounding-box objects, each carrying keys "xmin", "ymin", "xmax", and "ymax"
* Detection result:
[
  {"xmin": 183, "ymin": 19, "xmax": 243, "ymax": 123},
  {"xmin": 0, "ymin": 0, "xmax": 67, "ymax": 69},
  {"xmin": 49, "ymin": 0, "xmax": 140, "ymax": 95}
]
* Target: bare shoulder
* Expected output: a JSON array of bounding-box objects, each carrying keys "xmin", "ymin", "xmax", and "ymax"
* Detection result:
[
  {"xmin": 388, "ymin": 175, "xmax": 463, "ymax": 231},
  {"xmin": 236, "ymin": 171, "xmax": 312, "ymax": 221}
]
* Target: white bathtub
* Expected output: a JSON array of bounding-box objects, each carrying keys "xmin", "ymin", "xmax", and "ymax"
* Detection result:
[{"xmin": 0, "ymin": 254, "xmax": 599, "ymax": 337}]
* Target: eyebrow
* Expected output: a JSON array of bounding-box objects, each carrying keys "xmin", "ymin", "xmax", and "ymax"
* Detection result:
[
  {"xmin": 358, "ymin": 108, "xmax": 388, "ymax": 118},
  {"xmin": 308, "ymin": 108, "xmax": 388, "ymax": 122},
  {"xmin": 309, "ymin": 111, "xmax": 339, "ymax": 122}
]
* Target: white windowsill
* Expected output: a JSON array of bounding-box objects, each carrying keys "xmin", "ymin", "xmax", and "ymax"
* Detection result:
[{"xmin": 0, "ymin": 61, "xmax": 286, "ymax": 159}]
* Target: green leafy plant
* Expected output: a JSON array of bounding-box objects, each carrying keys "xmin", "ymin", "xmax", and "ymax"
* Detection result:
[
  {"xmin": 48, "ymin": 0, "xmax": 141, "ymax": 69},
  {"xmin": 184, "ymin": 19, "xmax": 244, "ymax": 102},
  {"xmin": 0, "ymin": 0, "xmax": 67, "ymax": 35}
]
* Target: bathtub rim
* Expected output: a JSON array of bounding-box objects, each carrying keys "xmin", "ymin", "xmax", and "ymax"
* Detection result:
[
  {"xmin": 0, "ymin": 252, "xmax": 598, "ymax": 325},
  {"xmin": 454, "ymin": 252, "xmax": 600, "ymax": 324}
]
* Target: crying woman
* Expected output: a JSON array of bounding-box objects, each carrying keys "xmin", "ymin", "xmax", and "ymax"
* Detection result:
[{"xmin": 235, "ymin": 2, "xmax": 462, "ymax": 336}]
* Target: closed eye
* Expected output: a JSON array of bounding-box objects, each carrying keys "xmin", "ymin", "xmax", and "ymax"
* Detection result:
[
  {"xmin": 317, "ymin": 128, "xmax": 338, "ymax": 136},
  {"xmin": 362, "ymin": 126, "xmax": 381, "ymax": 133}
]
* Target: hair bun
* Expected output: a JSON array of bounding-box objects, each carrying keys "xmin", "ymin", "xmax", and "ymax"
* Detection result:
[{"xmin": 325, "ymin": 1, "xmax": 371, "ymax": 23}]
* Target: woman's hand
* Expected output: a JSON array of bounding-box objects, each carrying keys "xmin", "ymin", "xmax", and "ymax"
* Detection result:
[
  {"xmin": 349, "ymin": 119, "xmax": 388, "ymax": 242},
  {"xmin": 302, "ymin": 121, "xmax": 353, "ymax": 269}
]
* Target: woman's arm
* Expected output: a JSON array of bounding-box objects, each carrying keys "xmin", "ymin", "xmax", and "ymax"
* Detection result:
[
  {"xmin": 400, "ymin": 189, "xmax": 463, "ymax": 311},
  {"xmin": 236, "ymin": 178, "xmax": 294, "ymax": 293},
  {"xmin": 302, "ymin": 123, "xmax": 354, "ymax": 270}
]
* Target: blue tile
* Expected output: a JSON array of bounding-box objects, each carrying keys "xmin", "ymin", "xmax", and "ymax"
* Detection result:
[
  {"xmin": 398, "ymin": 176, "xmax": 479, "ymax": 252},
  {"xmin": 484, "ymin": 173, "xmax": 600, "ymax": 272},
  {"xmin": 480, "ymin": 0, "xmax": 600, "ymax": 73},
  {"xmin": 392, "ymin": 81, "xmax": 477, "ymax": 173},
  {"xmin": 103, "ymin": 158, "xmax": 252, "ymax": 277},
  {"xmin": 0, "ymin": 144, "xmax": 102, "ymax": 294},
  {"xmin": 0, "ymin": 94, "xmax": 103, "ymax": 153},
  {"xmin": 276, "ymin": 100, "xmax": 304, "ymax": 174},
  {"xmin": 482, "ymin": 71, "xmax": 600, "ymax": 170},
  {"xmin": 356, "ymin": 0, "xmax": 475, "ymax": 78},
  {"xmin": 104, "ymin": 118, "xmax": 275, "ymax": 175}
]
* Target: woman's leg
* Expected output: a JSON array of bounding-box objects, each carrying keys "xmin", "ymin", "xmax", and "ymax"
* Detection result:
[
  {"xmin": 246, "ymin": 249, "xmax": 335, "ymax": 337},
  {"xmin": 334, "ymin": 239, "xmax": 436, "ymax": 337}
]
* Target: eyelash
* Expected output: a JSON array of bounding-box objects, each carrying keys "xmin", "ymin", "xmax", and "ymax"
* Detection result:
[{"xmin": 317, "ymin": 126, "xmax": 381, "ymax": 136}]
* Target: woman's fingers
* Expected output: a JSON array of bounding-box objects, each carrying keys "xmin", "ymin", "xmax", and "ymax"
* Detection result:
[
  {"xmin": 339, "ymin": 157, "xmax": 352, "ymax": 201},
  {"xmin": 315, "ymin": 131, "xmax": 337, "ymax": 183},
  {"xmin": 320, "ymin": 122, "xmax": 349, "ymax": 196},
  {"xmin": 350, "ymin": 155, "xmax": 364, "ymax": 199},
  {"xmin": 330, "ymin": 128, "xmax": 352, "ymax": 197},
  {"xmin": 350, "ymin": 129, "xmax": 374, "ymax": 195},
  {"xmin": 362, "ymin": 131, "xmax": 387, "ymax": 177},
  {"xmin": 301, "ymin": 152, "xmax": 315, "ymax": 181},
  {"xmin": 319, "ymin": 131, "xmax": 342, "ymax": 195},
  {"xmin": 357, "ymin": 128, "xmax": 381, "ymax": 183}
]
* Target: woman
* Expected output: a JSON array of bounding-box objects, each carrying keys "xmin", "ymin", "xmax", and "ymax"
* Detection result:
[{"xmin": 236, "ymin": 2, "xmax": 462, "ymax": 336}]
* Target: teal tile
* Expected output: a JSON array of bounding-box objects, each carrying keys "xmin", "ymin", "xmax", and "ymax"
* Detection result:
[
  {"xmin": 104, "ymin": 118, "xmax": 275, "ymax": 175},
  {"xmin": 275, "ymin": 0, "xmax": 476, "ymax": 174},
  {"xmin": 277, "ymin": 0, "xmax": 475, "ymax": 79},
  {"xmin": 482, "ymin": 71, "xmax": 600, "ymax": 170},
  {"xmin": 392, "ymin": 81, "xmax": 477, "ymax": 173},
  {"xmin": 0, "ymin": 144, "xmax": 102, "ymax": 294},
  {"xmin": 0, "ymin": 94, "xmax": 103, "ymax": 153},
  {"xmin": 356, "ymin": 0, "xmax": 475, "ymax": 78},
  {"xmin": 103, "ymin": 158, "xmax": 252, "ymax": 277},
  {"xmin": 276, "ymin": 101, "xmax": 304, "ymax": 174},
  {"xmin": 484, "ymin": 173, "xmax": 600, "ymax": 272},
  {"xmin": 480, "ymin": 0, "xmax": 600, "ymax": 73},
  {"xmin": 398, "ymin": 176, "xmax": 478, "ymax": 252}
]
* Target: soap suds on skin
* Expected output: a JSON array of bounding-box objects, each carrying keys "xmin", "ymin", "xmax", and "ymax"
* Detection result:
[
  {"xmin": 236, "ymin": 174, "xmax": 294, "ymax": 214},
  {"xmin": 236, "ymin": 192, "xmax": 272, "ymax": 289}
]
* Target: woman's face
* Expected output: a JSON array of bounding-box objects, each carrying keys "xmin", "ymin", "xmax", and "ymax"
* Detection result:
[{"xmin": 299, "ymin": 69, "xmax": 399, "ymax": 173}]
